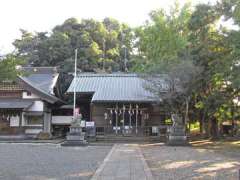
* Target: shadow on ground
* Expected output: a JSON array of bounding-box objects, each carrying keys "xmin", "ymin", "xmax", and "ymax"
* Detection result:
[{"xmin": 140, "ymin": 141, "xmax": 240, "ymax": 180}]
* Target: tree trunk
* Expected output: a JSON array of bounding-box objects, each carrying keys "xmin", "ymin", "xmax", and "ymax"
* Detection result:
[
  {"xmin": 202, "ymin": 111, "xmax": 210, "ymax": 138},
  {"xmin": 185, "ymin": 97, "xmax": 190, "ymax": 135},
  {"xmin": 204, "ymin": 119, "xmax": 210, "ymax": 138},
  {"xmin": 231, "ymin": 105, "xmax": 235, "ymax": 136},
  {"xmin": 199, "ymin": 111, "xmax": 204, "ymax": 135},
  {"xmin": 210, "ymin": 117, "xmax": 219, "ymax": 139}
]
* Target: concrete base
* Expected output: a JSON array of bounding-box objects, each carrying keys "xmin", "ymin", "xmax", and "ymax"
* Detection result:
[
  {"xmin": 61, "ymin": 140, "xmax": 88, "ymax": 146},
  {"xmin": 61, "ymin": 132, "xmax": 88, "ymax": 146},
  {"xmin": 168, "ymin": 135, "xmax": 187, "ymax": 141},
  {"xmin": 167, "ymin": 135, "xmax": 189, "ymax": 146},
  {"xmin": 66, "ymin": 135, "xmax": 85, "ymax": 141}
]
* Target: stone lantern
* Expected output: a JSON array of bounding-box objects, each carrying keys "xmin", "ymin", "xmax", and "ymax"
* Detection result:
[
  {"xmin": 167, "ymin": 114, "xmax": 188, "ymax": 146},
  {"xmin": 62, "ymin": 114, "xmax": 88, "ymax": 146}
]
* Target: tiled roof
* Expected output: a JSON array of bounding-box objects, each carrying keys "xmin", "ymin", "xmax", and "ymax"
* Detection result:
[
  {"xmin": 67, "ymin": 73, "xmax": 168, "ymax": 103},
  {"xmin": 0, "ymin": 99, "xmax": 33, "ymax": 109},
  {"xmin": 17, "ymin": 67, "xmax": 62, "ymax": 104},
  {"xmin": 20, "ymin": 73, "xmax": 59, "ymax": 95},
  {"xmin": 0, "ymin": 83, "xmax": 23, "ymax": 91}
]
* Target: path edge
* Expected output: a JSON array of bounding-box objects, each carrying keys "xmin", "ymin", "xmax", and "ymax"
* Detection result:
[
  {"xmin": 138, "ymin": 145, "xmax": 154, "ymax": 180},
  {"xmin": 91, "ymin": 144, "xmax": 117, "ymax": 180}
]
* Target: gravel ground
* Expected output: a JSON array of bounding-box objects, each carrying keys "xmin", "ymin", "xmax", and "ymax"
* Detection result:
[
  {"xmin": 141, "ymin": 144, "xmax": 240, "ymax": 180},
  {"xmin": 0, "ymin": 143, "xmax": 112, "ymax": 180}
]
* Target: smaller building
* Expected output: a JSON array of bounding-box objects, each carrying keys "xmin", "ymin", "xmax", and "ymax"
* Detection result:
[{"xmin": 0, "ymin": 67, "xmax": 64, "ymax": 138}]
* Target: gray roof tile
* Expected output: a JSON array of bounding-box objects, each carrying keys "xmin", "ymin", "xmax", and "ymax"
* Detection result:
[
  {"xmin": 67, "ymin": 74, "xmax": 167, "ymax": 102},
  {"xmin": 0, "ymin": 99, "xmax": 33, "ymax": 109},
  {"xmin": 17, "ymin": 67, "xmax": 62, "ymax": 104}
]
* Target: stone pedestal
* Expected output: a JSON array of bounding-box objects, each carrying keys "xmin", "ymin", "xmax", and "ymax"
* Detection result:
[
  {"xmin": 167, "ymin": 114, "xmax": 189, "ymax": 146},
  {"xmin": 62, "ymin": 125, "xmax": 88, "ymax": 146},
  {"xmin": 61, "ymin": 115, "xmax": 88, "ymax": 146}
]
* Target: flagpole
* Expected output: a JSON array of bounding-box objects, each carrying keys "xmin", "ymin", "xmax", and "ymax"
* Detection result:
[{"xmin": 73, "ymin": 49, "xmax": 78, "ymax": 119}]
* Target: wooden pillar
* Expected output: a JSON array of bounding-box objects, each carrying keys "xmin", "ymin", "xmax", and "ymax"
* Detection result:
[
  {"xmin": 43, "ymin": 111, "xmax": 51, "ymax": 133},
  {"xmin": 90, "ymin": 103, "xmax": 93, "ymax": 121},
  {"xmin": 141, "ymin": 111, "xmax": 144, "ymax": 128},
  {"xmin": 21, "ymin": 112, "xmax": 25, "ymax": 127},
  {"xmin": 19, "ymin": 112, "xmax": 22, "ymax": 127},
  {"xmin": 43, "ymin": 103, "xmax": 51, "ymax": 134},
  {"xmin": 18, "ymin": 111, "xmax": 23, "ymax": 133},
  {"xmin": 122, "ymin": 104, "xmax": 125, "ymax": 130},
  {"xmin": 136, "ymin": 104, "xmax": 138, "ymax": 134},
  {"xmin": 129, "ymin": 104, "xmax": 132, "ymax": 128}
]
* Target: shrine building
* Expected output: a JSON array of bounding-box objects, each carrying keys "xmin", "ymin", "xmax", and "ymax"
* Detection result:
[{"xmin": 67, "ymin": 73, "xmax": 171, "ymax": 136}]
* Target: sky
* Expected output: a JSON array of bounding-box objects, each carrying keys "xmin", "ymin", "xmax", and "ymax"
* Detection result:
[{"xmin": 0, "ymin": 0, "xmax": 216, "ymax": 54}]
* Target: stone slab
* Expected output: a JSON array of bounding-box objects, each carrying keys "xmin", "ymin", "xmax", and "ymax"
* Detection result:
[
  {"xmin": 91, "ymin": 144, "xmax": 154, "ymax": 180},
  {"xmin": 168, "ymin": 135, "xmax": 187, "ymax": 141},
  {"xmin": 61, "ymin": 140, "xmax": 88, "ymax": 146}
]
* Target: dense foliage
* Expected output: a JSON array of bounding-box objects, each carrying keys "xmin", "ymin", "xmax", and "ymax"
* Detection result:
[
  {"xmin": 135, "ymin": 0, "xmax": 240, "ymax": 137},
  {"xmin": 13, "ymin": 18, "xmax": 133, "ymax": 73},
  {"xmin": 0, "ymin": 55, "xmax": 25, "ymax": 82}
]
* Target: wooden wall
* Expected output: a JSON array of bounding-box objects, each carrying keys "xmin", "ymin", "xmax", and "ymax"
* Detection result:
[
  {"xmin": 91, "ymin": 103, "xmax": 168, "ymax": 127},
  {"xmin": 91, "ymin": 103, "xmax": 109, "ymax": 127}
]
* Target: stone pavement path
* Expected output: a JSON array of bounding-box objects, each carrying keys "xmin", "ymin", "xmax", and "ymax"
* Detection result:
[{"xmin": 91, "ymin": 144, "xmax": 154, "ymax": 180}]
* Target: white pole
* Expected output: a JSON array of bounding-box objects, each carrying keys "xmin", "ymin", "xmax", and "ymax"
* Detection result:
[
  {"xmin": 136, "ymin": 104, "xmax": 138, "ymax": 134},
  {"xmin": 123, "ymin": 104, "xmax": 125, "ymax": 128},
  {"xmin": 73, "ymin": 49, "xmax": 78, "ymax": 119}
]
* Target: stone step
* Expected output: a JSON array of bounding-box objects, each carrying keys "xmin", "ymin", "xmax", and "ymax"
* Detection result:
[{"xmin": 96, "ymin": 135, "xmax": 166, "ymax": 143}]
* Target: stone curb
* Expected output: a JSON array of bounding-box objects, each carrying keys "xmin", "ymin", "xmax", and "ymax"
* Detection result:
[{"xmin": 0, "ymin": 140, "xmax": 64, "ymax": 144}]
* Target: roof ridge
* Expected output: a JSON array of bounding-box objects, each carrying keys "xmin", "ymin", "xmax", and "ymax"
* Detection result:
[
  {"xmin": 20, "ymin": 66, "xmax": 58, "ymax": 74},
  {"xmin": 75, "ymin": 73, "xmax": 168, "ymax": 78},
  {"xmin": 76, "ymin": 73, "xmax": 138, "ymax": 77}
]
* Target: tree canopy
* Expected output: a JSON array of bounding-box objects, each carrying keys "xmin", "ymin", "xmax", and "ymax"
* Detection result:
[
  {"xmin": 13, "ymin": 18, "xmax": 133, "ymax": 73},
  {"xmin": 132, "ymin": 0, "xmax": 240, "ymax": 137},
  {"xmin": 0, "ymin": 55, "xmax": 25, "ymax": 82},
  {"xmin": 132, "ymin": 2, "xmax": 192, "ymax": 72}
]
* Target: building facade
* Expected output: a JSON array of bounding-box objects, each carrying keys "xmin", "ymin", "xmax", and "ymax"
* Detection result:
[
  {"xmin": 0, "ymin": 67, "xmax": 64, "ymax": 138},
  {"xmin": 67, "ymin": 74, "xmax": 171, "ymax": 136}
]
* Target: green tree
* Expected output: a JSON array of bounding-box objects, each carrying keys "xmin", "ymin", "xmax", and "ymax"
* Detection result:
[
  {"xmin": 135, "ymin": 1, "xmax": 239, "ymax": 138},
  {"xmin": 145, "ymin": 60, "xmax": 201, "ymax": 131},
  {"xmin": 219, "ymin": 0, "xmax": 240, "ymax": 135},
  {"xmin": 13, "ymin": 18, "xmax": 134, "ymax": 72},
  {"xmin": 187, "ymin": 2, "xmax": 240, "ymax": 138},
  {"xmin": 0, "ymin": 54, "xmax": 25, "ymax": 82},
  {"xmin": 132, "ymin": 2, "xmax": 192, "ymax": 72}
]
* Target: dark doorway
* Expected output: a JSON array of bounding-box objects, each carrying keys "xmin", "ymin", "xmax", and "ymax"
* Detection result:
[
  {"xmin": 77, "ymin": 103, "xmax": 90, "ymax": 121},
  {"xmin": 75, "ymin": 94, "xmax": 93, "ymax": 121}
]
